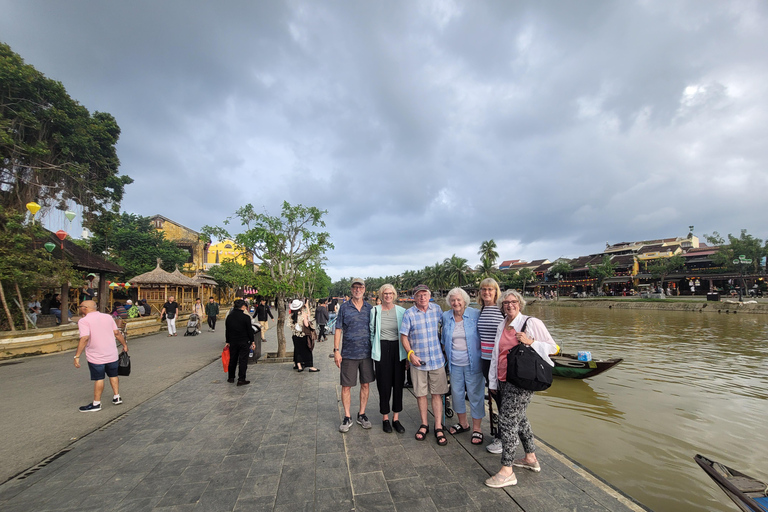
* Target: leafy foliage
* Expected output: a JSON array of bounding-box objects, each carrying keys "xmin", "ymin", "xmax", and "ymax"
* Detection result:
[
  {"xmin": 0, "ymin": 205, "xmax": 80, "ymax": 329},
  {"xmin": 87, "ymin": 213, "xmax": 189, "ymax": 280},
  {"xmin": 706, "ymin": 230, "xmax": 765, "ymax": 274},
  {"xmin": 588, "ymin": 255, "xmax": 616, "ymax": 290},
  {"xmin": 478, "ymin": 239, "xmax": 499, "ymax": 266},
  {"xmin": 647, "ymin": 254, "xmax": 685, "ymax": 288},
  {"xmin": 0, "ymin": 43, "xmax": 132, "ymax": 223},
  {"xmin": 202, "ymin": 201, "xmax": 333, "ymax": 356}
]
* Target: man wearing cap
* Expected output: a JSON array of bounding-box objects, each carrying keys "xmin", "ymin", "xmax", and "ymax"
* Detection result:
[
  {"xmin": 400, "ymin": 284, "xmax": 449, "ymax": 445},
  {"xmin": 334, "ymin": 278, "xmax": 374, "ymax": 432},
  {"xmin": 225, "ymin": 299, "xmax": 256, "ymax": 386}
]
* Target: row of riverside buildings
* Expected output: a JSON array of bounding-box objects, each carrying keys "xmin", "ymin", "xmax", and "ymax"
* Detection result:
[{"xmin": 497, "ymin": 234, "xmax": 760, "ymax": 297}]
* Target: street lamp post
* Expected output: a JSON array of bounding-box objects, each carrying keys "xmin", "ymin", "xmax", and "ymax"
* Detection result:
[{"xmin": 554, "ymin": 273, "xmax": 562, "ymax": 301}]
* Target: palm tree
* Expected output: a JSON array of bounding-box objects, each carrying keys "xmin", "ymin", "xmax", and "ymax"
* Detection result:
[
  {"xmin": 475, "ymin": 256, "xmax": 498, "ymax": 281},
  {"xmin": 478, "ymin": 239, "xmax": 499, "ymax": 266},
  {"xmin": 444, "ymin": 254, "xmax": 471, "ymax": 288}
]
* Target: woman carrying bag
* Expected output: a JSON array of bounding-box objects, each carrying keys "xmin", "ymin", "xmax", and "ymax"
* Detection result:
[
  {"xmin": 290, "ymin": 299, "xmax": 319, "ymax": 372},
  {"xmin": 486, "ymin": 290, "xmax": 556, "ymax": 488}
]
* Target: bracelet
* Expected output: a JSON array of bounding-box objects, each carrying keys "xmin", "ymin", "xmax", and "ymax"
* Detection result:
[
  {"xmin": 407, "ymin": 350, "xmax": 414, "ymax": 361},
  {"xmin": 74, "ymin": 355, "xmax": 79, "ymax": 359}
]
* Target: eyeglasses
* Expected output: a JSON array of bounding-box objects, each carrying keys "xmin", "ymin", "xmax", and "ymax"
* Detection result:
[{"xmin": 501, "ymin": 300, "xmax": 519, "ymax": 306}]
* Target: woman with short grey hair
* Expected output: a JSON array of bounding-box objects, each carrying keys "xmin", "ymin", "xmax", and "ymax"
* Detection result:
[
  {"xmin": 485, "ymin": 289, "xmax": 556, "ymax": 488},
  {"xmin": 442, "ymin": 287, "xmax": 485, "ymax": 445}
]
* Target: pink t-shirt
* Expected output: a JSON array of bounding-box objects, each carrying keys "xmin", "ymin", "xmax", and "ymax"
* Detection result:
[
  {"xmin": 496, "ymin": 326, "xmax": 520, "ymax": 383},
  {"xmin": 78, "ymin": 312, "xmax": 119, "ymax": 364}
]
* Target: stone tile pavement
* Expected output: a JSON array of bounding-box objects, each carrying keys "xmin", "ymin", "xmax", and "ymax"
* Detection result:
[{"xmin": 0, "ymin": 335, "xmax": 649, "ymax": 511}]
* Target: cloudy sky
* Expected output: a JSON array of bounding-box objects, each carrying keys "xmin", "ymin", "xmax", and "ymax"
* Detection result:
[{"xmin": 2, "ymin": 0, "xmax": 767, "ymax": 280}]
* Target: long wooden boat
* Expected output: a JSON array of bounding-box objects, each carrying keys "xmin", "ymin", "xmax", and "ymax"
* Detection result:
[
  {"xmin": 550, "ymin": 353, "xmax": 623, "ymax": 379},
  {"xmin": 695, "ymin": 454, "xmax": 768, "ymax": 512}
]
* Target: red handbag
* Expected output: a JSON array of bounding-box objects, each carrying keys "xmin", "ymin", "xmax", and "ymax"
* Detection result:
[{"xmin": 221, "ymin": 346, "xmax": 230, "ymax": 372}]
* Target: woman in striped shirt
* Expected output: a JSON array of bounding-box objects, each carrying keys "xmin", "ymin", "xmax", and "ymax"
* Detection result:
[{"xmin": 477, "ymin": 278, "xmax": 505, "ymax": 454}]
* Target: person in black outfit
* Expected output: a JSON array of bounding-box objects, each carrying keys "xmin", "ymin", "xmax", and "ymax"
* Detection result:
[
  {"xmin": 225, "ymin": 299, "xmax": 255, "ymax": 386},
  {"xmin": 315, "ymin": 298, "xmax": 330, "ymax": 342},
  {"xmin": 254, "ymin": 297, "xmax": 274, "ymax": 332}
]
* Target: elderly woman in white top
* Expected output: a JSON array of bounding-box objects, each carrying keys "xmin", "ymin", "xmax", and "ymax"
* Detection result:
[
  {"xmin": 442, "ymin": 288, "xmax": 486, "ymax": 445},
  {"xmin": 485, "ymin": 290, "xmax": 557, "ymax": 489}
]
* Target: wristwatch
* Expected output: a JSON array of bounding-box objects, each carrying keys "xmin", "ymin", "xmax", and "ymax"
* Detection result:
[{"xmin": 333, "ymin": 348, "xmax": 339, "ymax": 352}]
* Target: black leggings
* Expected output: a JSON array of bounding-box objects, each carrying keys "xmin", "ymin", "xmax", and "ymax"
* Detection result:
[
  {"xmin": 374, "ymin": 340, "xmax": 405, "ymax": 415},
  {"xmin": 482, "ymin": 358, "xmax": 503, "ymax": 438}
]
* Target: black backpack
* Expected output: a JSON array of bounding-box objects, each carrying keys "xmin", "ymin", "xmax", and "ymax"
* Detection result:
[{"xmin": 506, "ymin": 317, "xmax": 553, "ymax": 391}]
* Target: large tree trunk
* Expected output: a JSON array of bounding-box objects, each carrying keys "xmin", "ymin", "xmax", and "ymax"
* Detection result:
[
  {"xmin": 275, "ymin": 293, "xmax": 287, "ymax": 357},
  {"xmin": 0, "ymin": 282, "xmax": 16, "ymax": 331},
  {"xmin": 15, "ymin": 282, "xmax": 29, "ymax": 330}
]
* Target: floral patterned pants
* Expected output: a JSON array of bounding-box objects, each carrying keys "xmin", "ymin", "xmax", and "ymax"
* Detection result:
[{"xmin": 498, "ymin": 381, "xmax": 536, "ymax": 467}]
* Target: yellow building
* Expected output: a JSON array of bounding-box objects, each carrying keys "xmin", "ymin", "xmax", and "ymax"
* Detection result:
[
  {"xmin": 150, "ymin": 215, "xmax": 206, "ymax": 275},
  {"xmin": 206, "ymin": 240, "xmax": 257, "ymax": 271}
]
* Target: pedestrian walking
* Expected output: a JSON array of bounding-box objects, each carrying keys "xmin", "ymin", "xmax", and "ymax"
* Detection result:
[
  {"xmin": 73, "ymin": 300, "xmax": 128, "ymax": 412},
  {"xmin": 225, "ymin": 299, "xmax": 255, "ymax": 386},
  {"xmin": 160, "ymin": 296, "xmax": 180, "ymax": 336},
  {"xmin": 205, "ymin": 297, "xmax": 219, "ymax": 332}
]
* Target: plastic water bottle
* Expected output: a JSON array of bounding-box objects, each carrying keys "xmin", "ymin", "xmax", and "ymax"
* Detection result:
[{"xmin": 577, "ymin": 351, "xmax": 592, "ymax": 362}]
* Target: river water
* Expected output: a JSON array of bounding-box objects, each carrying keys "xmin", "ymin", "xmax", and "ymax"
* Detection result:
[{"xmin": 522, "ymin": 304, "xmax": 768, "ymax": 512}]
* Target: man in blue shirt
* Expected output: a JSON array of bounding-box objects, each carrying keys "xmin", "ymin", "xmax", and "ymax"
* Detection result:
[
  {"xmin": 400, "ymin": 284, "xmax": 448, "ymax": 445},
  {"xmin": 334, "ymin": 278, "xmax": 374, "ymax": 433}
]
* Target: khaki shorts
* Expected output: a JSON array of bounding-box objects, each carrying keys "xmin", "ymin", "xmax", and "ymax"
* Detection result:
[
  {"xmin": 259, "ymin": 320, "xmax": 269, "ymax": 332},
  {"xmin": 410, "ymin": 366, "xmax": 449, "ymax": 397},
  {"xmin": 340, "ymin": 358, "xmax": 375, "ymax": 387}
]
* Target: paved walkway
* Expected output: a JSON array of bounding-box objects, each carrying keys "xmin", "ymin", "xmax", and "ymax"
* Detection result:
[{"xmin": 0, "ymin": 324, "xmax": 648, "ymax": 512}]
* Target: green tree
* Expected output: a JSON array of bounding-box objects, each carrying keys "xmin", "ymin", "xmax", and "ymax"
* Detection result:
[
  {"xmin": 0, "ymin": 205, "xmax": 80, "ymax": 330},
  {"xmin": 444, "ymin": 254, "xmax": 471, "ymax": 288},
  {"xmin": 588, "ymin": 255, "xmax": 616, "ymax": 294},
  {"xmin": 549, "ymin": 259, "xmax": 573, "ymax": 299},
  {"xmin": 510, "ymin": 267, "xmax": 536, "ymax": 293},
  {"xmin": 647, "ymin": 254, "xmax": 685, "ymax": 292},
  {"xmin": 87, "ymin": 213, "xmax": 189, "ymax": 280},
  {"xmin": 0, "ymin": 43, "xmax": 132, "ymax": 223},
  {"xmin": 202, "ymin": 201, "xmax": 333, "ymax": 356},
  {"xmin": 478, "ymin": 239, "xmax": 499, "ymax": 266},
  {"xmin": 474, "ymin": 256, "xmax": 498, "ymax": 282},
  {"xmin": 330, "ymin": 277, "xmax": 352, "ymax": 298},
  {"xmin": 706, "ymin": 230, "xmax": 764, "ymax": 274}
]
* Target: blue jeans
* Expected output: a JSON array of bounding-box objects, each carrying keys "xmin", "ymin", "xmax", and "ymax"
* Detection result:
[{"xmin": 450, "ymin": 364, "xmax": 486, "ymax": 419}]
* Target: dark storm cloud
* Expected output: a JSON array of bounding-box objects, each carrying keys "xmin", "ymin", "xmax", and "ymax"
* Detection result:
[{"xmin": 2, "ymin": 0, "xmax": 767, "ymax": 280}]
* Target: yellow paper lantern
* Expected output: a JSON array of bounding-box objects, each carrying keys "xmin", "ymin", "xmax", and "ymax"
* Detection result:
[{"xmin": 26, "ymin": 202, "xmax": 41, "ymax": 215}]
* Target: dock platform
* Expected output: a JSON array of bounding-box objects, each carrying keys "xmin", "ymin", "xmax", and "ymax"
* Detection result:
[{"xmin": 0, "ymin": 331, "xmax": 649, "ymax": 511}]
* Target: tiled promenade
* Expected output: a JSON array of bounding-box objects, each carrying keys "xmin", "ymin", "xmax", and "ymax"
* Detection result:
[{"xmin": 0, "ymin": 329, "xmax": 648, "ymax": 511}]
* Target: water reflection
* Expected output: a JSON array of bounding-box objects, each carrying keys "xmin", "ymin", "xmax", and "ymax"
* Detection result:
[
  {"xmin": 525, "ymin": 305, "xmax": 768, "ymax": 512},
  {"xmin": 542, "ymin": 379, "xmax": 624, "ymax": 424}
]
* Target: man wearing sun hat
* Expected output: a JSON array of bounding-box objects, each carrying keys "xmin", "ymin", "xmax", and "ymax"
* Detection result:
[
  {"xmin": 400, "ymin": 284, "xmax": 448, "ymax": 446},
  {"xmin": 334, "ymin": 278, "xmax": 374, "ymax": 432}
]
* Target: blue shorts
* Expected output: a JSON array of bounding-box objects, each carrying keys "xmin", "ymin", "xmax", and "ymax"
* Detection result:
[{"xmin": 88, "ymin": 360, "xmax": 119, "ymax": 380}]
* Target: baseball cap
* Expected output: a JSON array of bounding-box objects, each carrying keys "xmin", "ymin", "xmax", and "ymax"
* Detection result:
[
  {"xmin": 412, "ymin": 284, "xmax": 430, "ymax": 294},
  {"xmin": 351, "ymin": 278, "xmax": 365, "ymax": 287}
]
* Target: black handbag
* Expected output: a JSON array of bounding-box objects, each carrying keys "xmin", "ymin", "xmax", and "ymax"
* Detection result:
[
  {"xmin": 506, "ymin": 318, "xmax": 552, "ymax": 391},
  {"xmin": 117, "ymin": 350, "xmax": 131, "ymax": 376}
]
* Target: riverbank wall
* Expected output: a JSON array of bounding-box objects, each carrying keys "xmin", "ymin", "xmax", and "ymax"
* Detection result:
[
  {"xmin": 529, "ymin": 298, "xmax": 768, "ymax": 315},
  {"xmin": 0, "ymin": 313, "xmax": 195, "ymax": 360}
]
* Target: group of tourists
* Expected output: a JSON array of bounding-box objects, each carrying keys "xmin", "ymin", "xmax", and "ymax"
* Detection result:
[{"xmin": 334, "ymin": 277, "xmax": 558, "ymax": 489}]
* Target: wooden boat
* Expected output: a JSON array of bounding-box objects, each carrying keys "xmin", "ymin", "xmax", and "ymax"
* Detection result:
[
  {"xmin": 550, "ymin": 353, "xmax": 623, "ymax": 379},
  {"xmin": 695, "ymin": 454, "xmax": 768, "ymax": 512}
]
